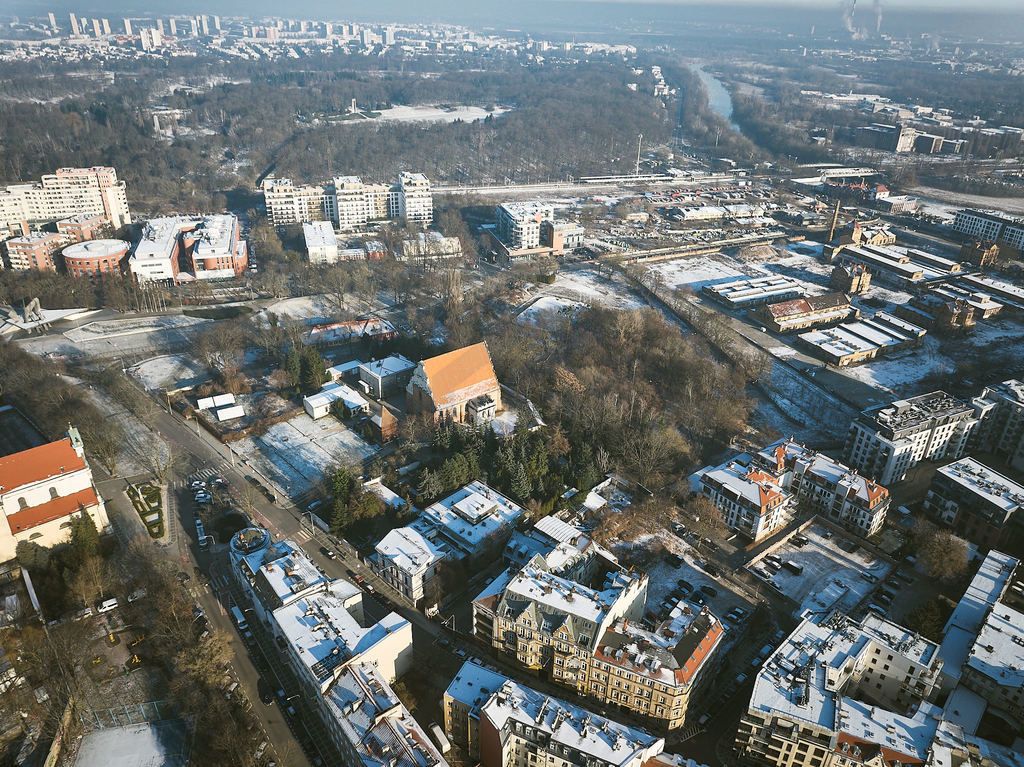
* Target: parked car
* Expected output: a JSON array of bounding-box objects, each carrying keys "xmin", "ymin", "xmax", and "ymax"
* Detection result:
[
  {"xmin": 666, "ymin": 553, "xmax": 685, "ymax": 568},
  {"xmin": 700, "ymin": 584, "xmax": 719, "ymax": 598},
  {"xmin": 190, "ymin": 480, "xmax": 207, "ymax": 491},
  {"xmin": 320, "ymin": 546, "xmax": 336, "ymax": 560},
  {"xmin": 676, "ymin": 579, "xmax": 693, "ymax": 595},
  {"xmin": 704, "ymin": 563, "xmax": 721, "ymax": 578}
]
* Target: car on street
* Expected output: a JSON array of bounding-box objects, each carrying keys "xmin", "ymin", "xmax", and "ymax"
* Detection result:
[
  {"xmin": 257, "ymin": 679, "xmax": 274, "ymax": 705},
  {"xmin": 190, "ymin": 480, "xmax": 207, "ymax": 490},
  {"xmin": 699, "ymin": 584, "xmax": 719, "ymax": 598},
  {"xmin": 320, "ymin": 546, "xmax": 336, "ymax": 560},
  {"xmin": 454, "ymin": 647, "xmax": 467, "ymax": 659},
  {"xmin": 676, "ymin": 579, "xmax": 693, "ymax": 595},
  {"xmin": 666, "ymin": 553, "xmax": 684, "ymax": 568},
  {"xmin": 704, "ymin": 562, "xmax": 721, "ymax": 578}
]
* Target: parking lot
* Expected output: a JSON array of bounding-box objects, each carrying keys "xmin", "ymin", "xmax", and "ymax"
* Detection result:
[{"xmin": 746, "ymin": 523, "xmax": 893, "ymax": 617}]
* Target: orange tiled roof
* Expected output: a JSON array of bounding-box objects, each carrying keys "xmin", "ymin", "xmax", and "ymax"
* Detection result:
[
  {"xmin": 834, "ymin": 732, "xmax": 924, "ymax": 767},
  {"xmin": 419, "ymin": 342, "xmax": 498, "ymax": 408},
  {"xmin": 0, "ymin": 438, "xmax": 85, "ymax": 493},
  {"xmin": 6, "ymin": 486, "xmax": 100, "ymax": 534}
]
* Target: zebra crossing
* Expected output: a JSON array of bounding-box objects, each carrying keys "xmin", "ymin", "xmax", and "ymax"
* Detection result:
[{"xmin": 174, "ymin": 462, "xmax": 231, "ymax": 490}]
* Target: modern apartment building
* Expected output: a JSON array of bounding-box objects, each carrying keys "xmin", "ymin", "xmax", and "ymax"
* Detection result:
[
  {"xmin": 972, "ymin": 379, "xmax": 1024, "ymax": 472},
  {"xmin": 495, "ymin": 202, "xmax": 555, "ymax": 250},
  {"xmin": 757, "ymin": 440, "xmax": 890, "ymax": 537},
  {"xmin": 3, "ymin": 232, "xmax": 70, "ymax": 271},
  {"xmin": 263, "ymin": 172, "xmax": 433, "ymax": 228},
  {"xmin": 844, "ymin": 391, "xmax": 979, "ymax": 485},
  {"xmin": 736, "ymin": 612, "xmax": 944, "ymax": 767},
  {"xmin": 693, "ymin": 461, "xmax": 796, "ymax": 542},
  {"xmin": 372, "ymin": 480, "xmax": 525, "ymax": 606},
  {"xmin": 923, "ymin": 458, "xmax": 1024, "ymax": 553},
  {"xmin": 0, "ymin": 167, "xmax": 130, "ymax": 234},
  {"xmin": 952, "ymin": 209, "xmax": 1024, "ymax": 253},
  {"xmin": 0, "ymin": 426, "xmax": 109, "ymax": 563},
  {"xmin": 444, "ymin": 661, "xmax": 683, "ymax": 767}
]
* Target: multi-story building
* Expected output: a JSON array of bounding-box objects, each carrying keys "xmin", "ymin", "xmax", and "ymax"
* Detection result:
[
  {"xmin": 303, "ymin": 220, "xmax": 339, "ymax": 264},
  {"xmin": 588, "ymin": 607, "xmax": 725, "ymax": 731},
  {"xmin": 0, "ymin": 426, "xmax": 109, "ymax": 563},
  {"xmin": 372, "ymin": 480, "xmax": 524, "ymax": 605},
  {"xmin": 228, "ymin": 528, "xmax": 445, "ymax": 766},
  {"xmin": 3, "ymin": 232, "xmax": 70, "ymax": 271},
  {"xmin": 844, "ymin": 391, "xmax": 980, "ymax": 485},
  {"xmin": 757, "ymin": 440, "xmax": 890, "ymax": 537},
  {"xmin": 61, "ymin": 239, "xmax": 130, "ymax": 278},
  {"xmin": 397, "ymin": 172, "xmax": 433, "ymax": 226},
  {"xmin": 972, "ymin": 379, "xmax": 1024, "ymax": 472},
  {"xmin": 444, "ymin": 661, "xmax": 682, "ymax": 767},
  {"xmin": 261, "ymin": 177, "xmax": 332, "ymax": 227},
  {"xmin": 495, "ymin": 202, "xmax": 555, "ymax": 250},
  {"xmin": 57, "ymin": 212, "xmax": 109, "ymax": 242},
  {"xmin": 0, "ymin": 167, "xmax": 130, "ymax": 234},
  {"xmin": 923, "ymin": 458, "xmax": 1024, "ymax": 553},
  {"xmin": 952, "ymin": 209, "xmax": 1024, "ymax": 254},
  {"xmin": 263, "ymin": 173, "xmax": 432, "ymax": 228},
  {"xmin": 129, "ymin": 214, "xmax": 247, "ymax": 283},
  {"xmin": 693, "ymin": 461, "xmax": 796, "ymax": 542},
  {"xmin": 736, "ymin": 612, "xmax": 944, "ymax": 767},
  {"xmin": 474, "ymin": 557, "xmax": 647, "ymax": 693},
  {"xmin": 406, "ymin": 342, "xmax": 502, "ymax": 425}
]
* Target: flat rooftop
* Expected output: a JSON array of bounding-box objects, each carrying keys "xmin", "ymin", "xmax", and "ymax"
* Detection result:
[{"xmin": 936, "ymin": 458, "xmax": 1024, "ymax": 514}]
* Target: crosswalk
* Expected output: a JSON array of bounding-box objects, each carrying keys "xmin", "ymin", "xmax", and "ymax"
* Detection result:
[{"xmin": 173, "ymin": 462, "xmax": 232, "ymax": 490}]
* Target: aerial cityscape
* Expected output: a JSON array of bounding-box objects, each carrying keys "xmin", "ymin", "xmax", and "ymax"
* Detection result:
[{"xmin": 0, "ymin": 1, "xmax": 1023, "ymax": 766}]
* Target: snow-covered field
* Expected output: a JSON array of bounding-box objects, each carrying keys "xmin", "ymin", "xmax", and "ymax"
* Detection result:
[
  {"xmin": 258, "ymin": 293, "xmax": 387, "ymax": 325},
  {"xmin": 545, "ymin": 269, "xmax": 646, "ymax": 310},
  {"xmin": 647, "ymin": 256, "xmax": 748, "ymax": 292},
  {"xmin": 129, "ymin": 354, "xmax": 212, "ymax": 392},
  {"xmin": 517, "ymin": 295, "xmax": 586, "ymax": 325},
  {"xmin": 840, "ymin": 337, "xmax": 954, "ymax": 394},
  {"xmin": 235, "ymin": 413, "xmax": 379, "ymax": 496},
  {"xmin": 66, "ymin": 315, "xmax": 208, "ymax": 341},
  {"xmin": 351, "ymin": 104, "xmax": 512, "ymax": 125},
  {"xmin": 18, "ymin": 314, "xmax": 210, "ymax": 360}
]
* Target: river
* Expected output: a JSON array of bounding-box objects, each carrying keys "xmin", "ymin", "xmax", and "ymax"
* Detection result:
[{"xmin": 694, "ymin": 65, "xmax": 740, "ymax": 133}]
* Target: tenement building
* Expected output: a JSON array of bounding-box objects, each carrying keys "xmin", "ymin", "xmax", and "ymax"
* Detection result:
[
  {"xmin": 693, "ymin": 460, "xmax": 796, "ymax": 542},
  {"xmin": 843, "ymin": 391, "xmax": 979, "ymax": 485},
  {"xmin": 443, "ymin": 660, "xmax": 688, "ymax": 767},
  {"xmin": 972, "ymin": 379, "xmax": 1024, "ymax": 472},
  {"xmin": 756, "ymin": 440, "xmax": 890, "ymax": 537}
]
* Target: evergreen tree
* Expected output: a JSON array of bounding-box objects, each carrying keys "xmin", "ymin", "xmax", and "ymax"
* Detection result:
[
  {"xmin": 329, "ymin": 499, "xmax": 351, "ymax": 536},
  {"xmin": 510, "ymin": 462, "xmax": 531, "ymax": 503},
  {"xmin": 300, "ymin": 347, "xmax": 326, "ymax": 393},
  {"xmin": 284, "ymin": 348, "xmax": 301, "ymax": 390},
  {"xmin": 418, "ymin": 468, "xmax": 442, "ymax": 502},
  {"xmin": 67, "ymin": 513, "xmax": 100, "ymax": 568}
]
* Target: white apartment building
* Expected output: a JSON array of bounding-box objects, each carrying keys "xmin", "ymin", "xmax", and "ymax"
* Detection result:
[
  {"xmin": 952, "ymin": 209, "xmax": 1024, "ymax": 252},
  {"xmin": 496, "ymin": 202, "xmax": 555, "ymax": 250},
  {"xmin": 693, "ymin": 461, "xmax": 796, "ymax": 542},
  {"xmin": 302, "ymin": 220, "xmax": 339, "ymax": 264},
  {"xmin": 371, "ymin": 481, "xmax": 525, "ymax": 605},
  {"xmin": 263, "ymin": 173, "xmax": 432, "ymax": 229},
  {"xmin": 398, "ymin": 172, "xmax": 433, "ymax": 226},
  {"xmin": 844, "ymin": 391, "xmax": 979, "ymax": 485},
  {"xmin": 757, "ymin": 441, "xmax": 890, "ymax": 537},
  {"xmin": 0, "ymin": 426, "xmax": 110, "ymax": 563},
  {"xmin": 736, "ymin": 612, "xmax": 944, "ymax": 767},
  {"xmin": 0, "ymin": 167, "xmax": 130, "ymax": 235},
  {"xmin": 972, "ymin": 379, "xmax": 1024, "ymax": 472},
  {"xmin": 261, "ymin": 177, "xmax": 331, "ymax": 227}
]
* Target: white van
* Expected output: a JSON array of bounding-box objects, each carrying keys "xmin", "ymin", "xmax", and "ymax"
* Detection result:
[
  {"xmin": 231, "ymin": 605, "xmax": 249, "ymax": 631},
  {"xmin": 97, "ymin": 598, "xmax": 119, "ymax": 614}
]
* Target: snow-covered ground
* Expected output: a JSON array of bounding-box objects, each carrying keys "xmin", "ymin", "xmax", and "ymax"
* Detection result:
[
  {"xmin": 235, "ymin": 413, "xmax": 379, "ymax": 497},
  {"xmin": 647, "ymin": 255, "xmax": 749, "ymax": 292},
  {"xmin": 129, "ymin": 354, "xmax": 212, "ymax": 392},
  {"xmin": 349, "ymin": 104, "xmax": 512, "ymax": 125},
  {"xmin": 545, "ymin": 268, "xmax": 646, "ymax": 310},
  {"xmin": 257, "ymin": 293, "xmax": 387, "ymax": 325},
  {"xmin": 840, "ymin": 336, "xmax": 954, "ymax": 394},
  {"xmin": 517, "ymin": 295, "xmax": 586, "ymax": 325},
  {"xmin": 73, "ymin": 380, "xmax": 171, "ymax": 477},
  {"xmin": 18, "ymin": 314, "xmax": 211, "ymax": 360}
]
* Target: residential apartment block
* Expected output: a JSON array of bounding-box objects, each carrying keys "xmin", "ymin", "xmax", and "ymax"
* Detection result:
[
  {"xmin": 0, "ymin": 166, "xmax": 130, "ymax": 236},
  {"xmin": 372, "ymin": 480, "xmax": 525, "ymax": 605},
  {"xmin": 693, "ymin": 461, "xmax": 796, "ymax": 542},
  {"xmin": 0, "ymin": 426, "xmax": 109, "ymax": 563},
  {"xmin": 443, "ymin": 661, "xmax": 687, "ymax": 767},
  {"xmin": 496, "ymin": 202, "xmax": 555, "ymax": 250},
  {"xmin": 844, "ymin": 391, "xmax": 979, "ymax": 485},
  {"xmin": 758, "ymin": 440, "xmax": 890, "ymax": 537},
  {"xmin": 228, "ymin": 528, "xmax": 446, "ymax": 766},
  {"xmin": 3, "ymin": 232, "xmax": 71, "ymax": 271},
  {"xmin": 952, "ymin": 209, "xmax": 1024, "ymax": 254},
  {"xmin": 972, "ymin": 379, "xmax": 1024, "ymax": 472},
  {"xmin": 262, "ymin": 172, "xmax": 433, "ymax": 229},
  {"xmin": 924, "ymin": 458, "xmax": 1024, "ymax": 554},
  {"xmin": 302, "ymin": 220, "xmax": 339, "ymax": 264}
]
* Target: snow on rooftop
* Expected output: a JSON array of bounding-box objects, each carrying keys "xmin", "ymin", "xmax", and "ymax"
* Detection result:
[
  {"xmin": 422, "ymin": 481, "xmax": 525, "ymax": 557},
  {"xmin": 359, "ymin": 354, "xmax": 415, "ymax": 379},
  {"xmin": 937, "ymin": 458, "xmax": 1024, "ymax": 513},
  {"xmin": 444, "ymin": 659, "xmax": 510, "ymax": 714},
  {"xmin": 481, "ymin": 676, "xmax": 664, "ymax": 766},
  {"xmin": 375, "ymin": 526, "xmax": 448, "ymax": 575},
  {"xmin": 966, "ymin": 603, "xmax": 1024, "ymax": 689},
  {"xmin": 257, "ymin": 544, "xmax": 332, "ymax": 604}
]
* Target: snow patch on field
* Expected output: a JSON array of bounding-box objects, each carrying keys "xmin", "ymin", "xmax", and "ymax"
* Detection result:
[
  {"xmin": 235, "ymin": 413, "xmax": 379, "ymax": 496},
  {"xmin": 352, "ymin": 104, "xmax": 512, "ymax": 125},
  {"xmin": 548, "ymin": 269, "xmax": 646, "ymax": 310},
  {"xmin": 129, "ymin": 354, "xmax": 211, "ymax": 391},
  {"xmin": 517, "ymin": 296, "xmax": 586, "ymax": 325},
  {"xmin": 647, "ymin": 256, "xmax": 748, "ymax": 292}
]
